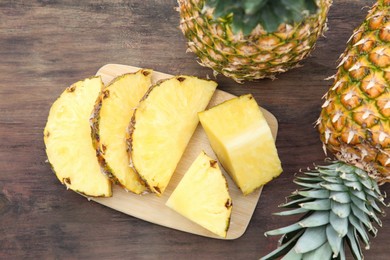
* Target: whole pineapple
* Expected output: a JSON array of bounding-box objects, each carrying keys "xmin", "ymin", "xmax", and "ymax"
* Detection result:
[
  {"xmin": 262, "ymin": 1, "xmax": 389, "ymax": 259},
  {"xmin": 177, "ymin": 0, "xmax": 332, "ymax": 82}
]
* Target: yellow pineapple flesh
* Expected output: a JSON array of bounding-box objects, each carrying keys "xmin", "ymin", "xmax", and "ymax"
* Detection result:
[
  {"xmin": 91, "ymin": 70, "xmax": 152, "ymax": 194},
  {"xmin": 166, "ymin": 151, "xmax": 232, "ymax": 238},
  {"xmin": 199, "ymin": 94, "xmax": 282, "ymax": 195},
  {"xmin": 44, "ymin": 77, "xmax": 112, "ymax": 197},
  {"xmin": 128, "ymin": 76, "xmax": 217, "ymax": 195}
]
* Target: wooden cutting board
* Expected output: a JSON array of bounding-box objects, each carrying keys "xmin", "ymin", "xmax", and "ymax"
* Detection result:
[{"xmin": 89, "ymin": 64, "xmax": 279, "ymax": 240}]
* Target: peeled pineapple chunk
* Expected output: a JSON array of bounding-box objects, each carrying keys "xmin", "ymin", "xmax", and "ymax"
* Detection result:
[
  {"xmin": 128, "ymin": 76, "xmax": 217, "ymax": 195},
  {"xmin": 44, "ymin": 77, "xmax": 112, "ymax": 197},
  {"xmin": 199, "ymin": 94, "xmax": 282, "ymax": 195},
  {"xmin": 91, "ymin": 70, "xmax": 152, "ymax": 194},
  {"xmin": 166, "ymin": 151, "xmax": 232, "ymax": 238}
]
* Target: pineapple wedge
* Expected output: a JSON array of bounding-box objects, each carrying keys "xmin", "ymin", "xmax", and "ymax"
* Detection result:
[
  {"xmin": 91, "ymin": 70, "xmax": 152, "ymax": 194},
  {"xmin": 198, "ymin": 94, "xmax": 282, "ymax": 195},
  {"xmin": 44, "ymin": 77, "xmax": 112, "ymax": 197},
  {"xmin": 166, "ymin": 151, "xmax": 232, "ymax": 238},
  {"xmin": 128, "ymin": 76, "xmax": 217, "ymax": 195}
]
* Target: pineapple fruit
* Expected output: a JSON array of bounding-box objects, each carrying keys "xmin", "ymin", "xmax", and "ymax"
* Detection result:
[
  {"xmin": 90, "ymin": 70, "xmax": 152, "ymax": 194},
  {"xmin": 44, "ymin": 77, "xmax": 112, "ymax": 197},
  {"xmin": 262, "ymin": 1, "xmax": 389, "ymax": 259},
  {"xmin": 128, "ymin": 76, "xmax": 217, "ymax": 195},
  {"xmin": 199, "ymin": 94, "xmax": 282, "ymax": 195},
  {"xmin": 166, "ymin": 151, "xmax": 232, "ymax": 238},
  {"xmin": 177, "ymin": 0, "xmax": 332, "ymax": 82}
]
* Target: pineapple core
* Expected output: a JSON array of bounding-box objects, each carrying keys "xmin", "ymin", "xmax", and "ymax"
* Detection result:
[
  {"xmin": 166, "ymin": 151, "xmax": 232, "ymax": 238},
  {"xmin": 199, "ymin": 94, "xmax": 282, "ymax": 195}
]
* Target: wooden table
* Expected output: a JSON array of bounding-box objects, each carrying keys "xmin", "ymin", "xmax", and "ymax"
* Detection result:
[{"xmin": 1, "ymin": 0, "xmax": 389, "ymax": 259}]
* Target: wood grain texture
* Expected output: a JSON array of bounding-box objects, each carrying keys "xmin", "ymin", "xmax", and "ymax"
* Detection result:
[{"xmin": 1, "ymin": 0, "xmax": 390, "ymax": 259}]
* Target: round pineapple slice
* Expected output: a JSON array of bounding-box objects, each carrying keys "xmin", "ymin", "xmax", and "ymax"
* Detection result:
[
  {"xmin": 91, "ymin": 70, "xmax": 152, "ymax": 194},
  {"xmin": 128, "ymin": 76, "xmax": 217, "ymax": 195},
  {"xmin": 44, "ymin": 76, "xmax": 111, "ymax": 197}
]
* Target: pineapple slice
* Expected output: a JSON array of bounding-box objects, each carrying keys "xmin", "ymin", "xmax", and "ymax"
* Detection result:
[
  {"xmin": 198, "ymin": 94, "xmax": 282, "ymax": 195},
  {"xmin": 166, "ymin": 151, "xmax": 232, "ymax": 238},
  {"xmin": 128, "ymin": 76, "xmax": 217, "ymax": 195},
  {"xmin": 91, "ymin": 70, "xmax": 152, "ymax": 194},
  {"xmin": 44, "ymin": 77, "xmax": 112, "ymax": 197}
]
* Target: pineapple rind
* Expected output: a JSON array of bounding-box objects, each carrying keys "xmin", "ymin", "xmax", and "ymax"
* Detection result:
[
  {"xmin": 199, "ymin": 94, "xmax": 282, "ymax": 195},
  {"xmin": 90, "ymin": 70, "xmax": 152, "ymax": 194},
  {"xmin": 166, "ymin": 151, "xmax": 232, "ymax": 238},
  {"xmin": 44, "ymin": 76, "xmax": 112, "ymax": 197},
  {"xmin": 178, "ymin": 0, "xmax": 332, "ymax": 82},
  {"xmin": 128, "ymin": 76, "xmax": 217, "ymax": 195},
  {"xmin": 318, "ymin": 1, "xmax": 390, "ymax": 184}
]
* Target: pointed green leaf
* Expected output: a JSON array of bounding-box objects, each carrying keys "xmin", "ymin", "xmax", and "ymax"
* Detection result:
[
  {"xmin": 367, "ymin": 197, "xmax": 384, "ymax": 214},
  {"xmin": 331, "ymin": 201, "xmax": 351, "ymax": 218},
  {"xmin": 326, "ymin": 224, "xmax": 342, "ymax": 258},
  {"xmin": 280, "ymin": 196, "xmax": 312, "ymax": 208},
  {"xmin": 303, "ymin": 171, "xmax": 321, "ymax": 177},
  {"xmin": 294, "ymin": 226, "xmax": 327, "ymax": 254},
  {"xmin": 281, "ymin": 247, "xmax": 302, "ymax": 260},
  {"xmin": 300, "ymin": 199, "xmax": 331, "ymax": 210},
  {"xmin": 298, "ymin": 189, "xmax": 330, "ymax": 199},
  {"xmin": 364, "ymin": 187, "xmax": 381, "ymax": 199},
  {"xmin": 320, "ymin": 183, "xmax": 348, "ymax": 191},
  {"xmin": 365, "ymin": 204, "xmax": 382, "ymax": 227},
  {"xmin": 329, "ymin": 211, "xmax": 348, "ymax": 237},
  {"xmin": 302, "ymin": 242, "xmax": 332, "ymax": 260},
  {"xmin": 321, "ymin": 176, "xmax": 343, "ymax": 184},
  {"xmin": 351, "ymin": 204, "xmax": 373, "ymax": 230},
  {"xmin": 339, "ymin": 172, "xmax": 358, "ymax": 182},
  {"xmin": 274, "ymin": 207, "xmax": 310, "ymax": 216},
  {"xmin": 265, "ymin": 222, "xmax": 302, "ymax": 237},
  {"xmin": 344, "ymin": 181, "xmax": 362, "ymax": 191},
  {"xmin": 350, "ymin": 195, "xmax": 371, "ymax": 216},
  {"xmin": 358, "ymin": 176, "xmax": 374, "ymax": 190},
  {"xmin": 295, "ymin": 176, "xmax": 323, "ymax": 183},
  {"xmin": 243, "ymin": 0, "xmax": 268, "ymax": 15},
  {"xmin": 294, "ymin": 180, "xmax": 322, "ymax": 189},
  {"xmin": 346, "ymin": 228, "xmax": 363, "ymax": 260},
  {"xmin": 330, "ymin": 191, "xmax": 351, "ymax": 203},
  {"xmin": 351, "ymin": 189, "xmax": 366, "ymax": 201},
  {"xmin": 348, "ymin": 214, "xmax": 370, "ymax": 249},
  {"xmin": 260, "ymin": 230, "xmax": 304, "ymax": 260},
  {"xmin": 299, "ymin": 211, "xmax": 329, "ymax": 227}
]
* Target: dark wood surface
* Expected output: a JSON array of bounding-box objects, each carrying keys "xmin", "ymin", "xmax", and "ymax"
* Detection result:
[{"xmin": 1, "ymin": 0, "xmax": 389, "ymax": 259}]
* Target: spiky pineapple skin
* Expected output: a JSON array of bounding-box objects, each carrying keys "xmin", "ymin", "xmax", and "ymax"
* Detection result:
[
  {"xmin": 178, "ymin": 0, "xmax": 332, "ymax": 82},
  {"xmin": 90, "ymin": 70, "xmax": 152, "ymax": 194},
  {"xmin": 318, "ymin": 0, "xmax": 390, "ymax": 184}
]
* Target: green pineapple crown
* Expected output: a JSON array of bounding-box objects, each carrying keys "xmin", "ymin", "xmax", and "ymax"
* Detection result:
[
  {"xmin": 205, "ymin": 0, "xmax": 318, "ymax": 34},
  {"xmin": 261, "ymin": 161, "xmax": 387, "ymax": 260}
]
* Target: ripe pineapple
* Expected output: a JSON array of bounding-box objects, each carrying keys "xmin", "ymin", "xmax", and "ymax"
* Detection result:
[
  {"xmin": 128, "ymin": 76, "xmax": 217, "ymax": 196},
  {"xmin": 177, "ymin": 0, "xmax": 332, "ymax": 82},
  {"xmin": 44, "ymin": 77, "xmax": 112, "ymax": 197},
  {"xmin": 90, "ymin": 70, "xmax": 152, "ymax": 194},
  {"xmin": 198, "ymin": 94, "xmax": 282, "ymax": 195},
  {"xmin": 262, "ymin": 1, "xmax": 389, "ymax": 259},
  {"xmin": 318, "ymin": 0, "xmax": 390, "ymax": 185},
  {"xmin": 166, "ymin": 151, "xmax": 232, "ymax": 238}
]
